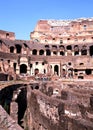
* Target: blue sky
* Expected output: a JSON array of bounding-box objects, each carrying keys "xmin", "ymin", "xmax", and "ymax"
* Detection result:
[{"xmin": 0, "ymin": 0, "xmax": 93, "ymax": 40}]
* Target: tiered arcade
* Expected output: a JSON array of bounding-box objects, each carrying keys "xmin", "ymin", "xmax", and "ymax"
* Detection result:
[{"xmin": 0, "ymin": 18, "xmax": 93, "ymax": 80}]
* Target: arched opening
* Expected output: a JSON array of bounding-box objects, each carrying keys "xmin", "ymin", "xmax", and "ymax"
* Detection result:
[
  {"xmin": 74, "ymin": 45, "xmax": 79, "ymax": 55},
  {"xmin": 59, "ymin": 45, "xmax": 65, "ymax": 56},
  {"xmin": 54, "ymin": 65, "xmax": 59, "ymax": 75},
  {"xmin": 79, "ymin": 63, "xmax": 84, "ymax": 66},
  {"xmin": 81, "ymin": 45, "xmax": 87, "ymax": 55},
  {"xmin": 10, "ymin": 46, "xmax": 14, "ymax": 53},
  {"xmin": 34, "ymin": 68, "xmax": 39, "ymax": 75},
  {"xmin": 35, "ymin": 86, "xmax": 39, "ymax": 89},
  {"xmin": 60, "ymin": 51, "xmax": 64, "ymax": 56},
  {"xmin": 45, "ymin": 45, "xmax": 49, "ymax": 48},
  {"xmin": 85, "ymin": 69, "xmax": 92, "ymax": 75},
  {"xmin": 46, "ymin": 49, "xmax": 51, "ymax": 56},
  {"xmin": 52, "ymin": 45, "xmax": 57, "ymax": 48},
  {"xmin": 6, "ymin": 33, "xmax": 9, "ymax": 38},
  {"xmin": 20, "ymin": 64, "xmax": 27, "ymax": 74},
  {"xmin": 59, "ymin": 45, "xmax": 65, "ymax": 48},
  {"xmin": 90, "ymin": 45, "xmax": 93, "ymax": 56},
  {"xmin": 15, "ymin": 44, "xmax": 22, "ymax": 54},
  {"xmin": 13, "ymin": 63, "xmax": 17, "ymax": 72},
  {"xmin": 66, "ymin": 45, "xmax": 72, "ymax": 50},
  {"xmin": 53, "ymin": 51, "xmax": 57, "ymax": 55},
  {"xmin": 66, "ymin": 45, "xmax": 72, "ymax": 55},
  {"xmin": 32, "ymin": 49, "xmax": 37, "ymax": 55},
  {"xmin": 39, "ymin": 49, "xmax": 44, "ymax": 55}
]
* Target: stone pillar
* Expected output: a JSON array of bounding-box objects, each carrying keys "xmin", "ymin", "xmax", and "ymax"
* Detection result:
[
  {"xmin": 10, "ymin": 91, "xmax": 19, "ymax": 123},
  {"xmin": 65, "ymin": 51, "xmax": 67, "ymax": 56},
  {"xmin": 10, "ymin": 61, "xmax": 13, "ymax": 68},
  {"xmin": 44, "ymin": 51, "xmax": 46, "ymax": 56},
  {"xmin": 14, "ymin": 48, "xmax": 16, "ymax": 53},
  {"xmin": 16, "ymin": 64, "xmax": 20, "ymax": 74},
  {"xmin": 37, "ymin": 50, "xmax": 39, "ymax": 55},
  {"xmin": 58, "ymin": 64, "xmax": 60, "ymax": 76},
  {"xmin": 10, "ymin": 101, "xmax": 18, "ymax": 123},
  {"xmin": 87, "ymin": 49, "xmax": 90, "ymax": 56},
  {"xmin": 79, "ymin": 51, "xmax": 81, "ymax": 56},
  {"xmin": 27, "ymin": 66, "xmax": 30, "ymax": 74},
  {"xmin": 51, "ymin": 51, "xmax": 53, "ymax": 56},
  {"xmin": 57, "ymin": 51, "xmax": 60, "ymax": 56},
  {"xmin": 72, "ymin": 51, "xmax": 74, "ymax": 56},
  {"xmin": 30, "ymin": 50, "xmax": 32, "ymax": 55}
]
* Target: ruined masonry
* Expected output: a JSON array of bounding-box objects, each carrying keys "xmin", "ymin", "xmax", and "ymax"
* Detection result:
[{"xmin": 0, "ymin": 18, "xmax": 93, "ymax": 130}]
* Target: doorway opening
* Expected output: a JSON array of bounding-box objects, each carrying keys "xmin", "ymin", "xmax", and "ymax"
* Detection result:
[
  {"xmin": 20, "ymin": 64, "xmax": 27, "ymax": 74},
  {"xmin": 54, "ymin": 65, "xmax": 59, "ymax": 75}
]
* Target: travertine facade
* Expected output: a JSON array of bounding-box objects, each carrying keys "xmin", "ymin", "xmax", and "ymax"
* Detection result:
[
  {"xmin": 0, "ymin": 18, "xmax": 93, "ymax": 80},
  {"xmin": 1, "ymin": 18, "xmax": 93, "ymax": 129}
]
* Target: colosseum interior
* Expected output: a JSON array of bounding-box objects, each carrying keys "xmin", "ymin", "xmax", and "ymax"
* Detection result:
[{"xmin": 0, "ymin": 18, "xmax": 93, "ymax": 130}]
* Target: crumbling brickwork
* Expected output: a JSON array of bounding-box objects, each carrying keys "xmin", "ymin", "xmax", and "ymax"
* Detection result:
[
  {"xmin": 27, "ymin": 81, "xmax": 93, "ymax": 130},
  {"xmin": 0, "ymin": 18, "xmax": 93, "ymax": 130},
  {"xmin": 0, "ymin": 18, "xmax": 93, "ymax": 80}
]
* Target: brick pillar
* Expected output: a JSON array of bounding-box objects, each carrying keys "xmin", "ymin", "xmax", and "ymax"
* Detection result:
[
  {"xmin": 10, "ymin": 101, "xmax": 18, "ymax": 123},
  {"xmin": 10, "ymin": 90, "xmax": 19, "ymax": 123}
]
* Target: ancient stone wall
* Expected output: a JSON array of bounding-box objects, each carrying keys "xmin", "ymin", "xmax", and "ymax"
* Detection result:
[{"xmin": 27, "ymin": 83, "xmax": 93, "ymax": 130}]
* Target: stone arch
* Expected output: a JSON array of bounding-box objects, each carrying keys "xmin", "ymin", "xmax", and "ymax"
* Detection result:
[
  {"xmin": 13, "ymin": 63, "xmax": 17, "ymax": 72},
  {"xmin": 59, "ymin": 45, "xmax": 65, "ymax": 49},
  {"xmin": 60, "ymin": 51, "xmax": 65, "ymax": 56},
  {"xmin": 10, "ymin": 46, "xmax": 15, "ymax": 53},
  {"xmin": 74, "ymin": 45, "xmax": 79, "ymax": 55},
  {"xmin": 85, "ymin": 69, "xmax": 92, "ymax": 75},
  {"xmin": 59, "ymin": 45, "xmax": 65, "ymax": 56},
  {"xmin": 45, "ymin": 44, "xmax": 49, "ymax": 48},
  {"xmin": 39, "ymin": 49, "xmax": 44, "ymax": 55},
  {"xmin": 46, "ymin": 49, "xmax": 51, "ymax": 56},
  {"xmin": 66, "ymin": 45, "xmax": 72, "ymax": 50},
  {"xmin": 34, "ymin": 68, "xmax": 39, "ymax": 75},
  {"xmin": 6, "ymin": 33, "xmax": 9, "ymax": 38},
  {"xmin": 15, "ymin": 44, "xmax": 22, "ymax": 54},
  {"xmin": 52, "ymin": 45, "xmax": 57, "ymax": 48},
  {"xmin": 81, "ymin": 45, "xmax": 87, "ymax": 55},
  {"xmin": 54, "ymin": 65, "xmax": 59, "ymax": 75},
  {"xmin": 32, "ymin": 49, "xmax": 37, "ymax": 55},
  {"xmin": 20, "ymin": 64, "xmax": 27, "ymax": 74},
  {"xmin": 66, "ymin": 45, "xmax": 72, "ymax": 55},
  {"xmin": 53, "ymin": 50, "xmax": 57, "ymax": 55}
]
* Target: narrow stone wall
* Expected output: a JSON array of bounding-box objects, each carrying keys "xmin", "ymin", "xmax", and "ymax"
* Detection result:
[{"xmin": 27, "ymin": 86, "xmax": 93, "ymax": 130}]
